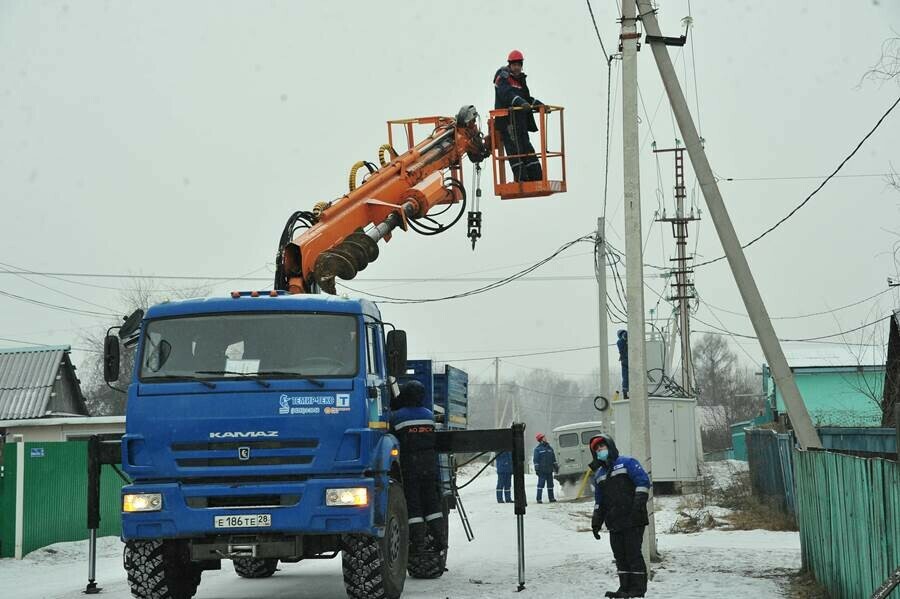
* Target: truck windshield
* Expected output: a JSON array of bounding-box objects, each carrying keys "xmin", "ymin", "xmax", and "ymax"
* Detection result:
[{"xmin": 139, "ymin": 313, "xmax": 359, "ymax": 381}]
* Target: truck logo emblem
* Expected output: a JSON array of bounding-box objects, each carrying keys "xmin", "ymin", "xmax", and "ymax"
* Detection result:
[
  {"xmin": 209, "ymin": 431, "xmax": 279, "ymax": 439},
  {"xmin": 238, "ymin": 447, "xmax": 251, "ymax": 461}
]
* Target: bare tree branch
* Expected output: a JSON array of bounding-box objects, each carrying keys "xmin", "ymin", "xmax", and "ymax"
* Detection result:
[{"xmin": 861, "ymin": 35, "xmax": 900, "ymax": 86}]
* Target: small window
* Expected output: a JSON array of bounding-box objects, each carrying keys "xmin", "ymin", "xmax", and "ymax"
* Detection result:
[
  {"xmin": 581, "ymin": 430, "xmax": 603, "ymax": 445},
  {"xmin": 365, "ymin": 324, "xmax": 379, "ymax": 375},
  {"xmin": 558, "ymin": 433, "xmax": 579, "ymax": 448}
]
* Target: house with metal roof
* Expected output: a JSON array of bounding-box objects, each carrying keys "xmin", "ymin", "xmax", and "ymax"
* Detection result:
[
  {"xmin": 763, "ymin": 356, "xmax": 885, "ymax": 428},
  {"xmin": 0, "ymin": 345, "xmax": 88, "ymax": 420}
]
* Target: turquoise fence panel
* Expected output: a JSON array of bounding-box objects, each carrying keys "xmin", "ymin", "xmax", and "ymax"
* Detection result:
[
  {"xmin": 818, "ymin": 427, "xmax": 897, "ymax": 455},
  {"xmin": 794, "ymin": 449, "xmax": 900, "ymax": 599},
  {"xmin": 746, "ymin": 429, "xmax": 796, "ymax": 516}
]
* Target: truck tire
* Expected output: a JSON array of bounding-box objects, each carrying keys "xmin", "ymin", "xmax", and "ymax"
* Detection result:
[
  {"xmin": 124, "ymin": 539, "xmax": 202, "ymax": 599},
  {"xmin": 341, "ymin": 481, "xmax": 408, "ymax": 599},
  {"xmin": 406, "ymin": 498, "xmax": 449, "ymax": 579},
  {"xmin": 232, "ymin": 557, "xmax": 279, "ymax": 579}
]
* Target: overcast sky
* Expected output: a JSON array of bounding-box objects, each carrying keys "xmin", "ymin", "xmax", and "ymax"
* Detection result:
[{"xmin": 1, "ymin": 0, "xmax": 898, "ymax": 392}]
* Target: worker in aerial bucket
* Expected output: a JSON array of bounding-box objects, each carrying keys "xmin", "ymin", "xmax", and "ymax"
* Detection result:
[
  {"xmin": 493, "ymin": 49, "xmax": 543, "ymax": 182},
  {"xmin": 588, "ymin": 434, "xmax": 651, "ymax": 598}
]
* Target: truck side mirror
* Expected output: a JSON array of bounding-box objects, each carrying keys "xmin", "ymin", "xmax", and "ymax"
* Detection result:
[
  {"xmin": 103, "ymin": 335, "xmax": 120, "ymax": 382},
  {"xmin": 386, "ymin": 330, "xmax": 407, "ymax": 378}
]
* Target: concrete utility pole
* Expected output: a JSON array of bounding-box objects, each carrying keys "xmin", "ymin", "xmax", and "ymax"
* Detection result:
[
  {"xmin": 596, "ymin": 217, "xmax": 611, "ymax": 407},
  {"xmin": 494, "ymin": 357, "xmax": 501, "ymax": 428},
  {"xmin": 637, "ymin": 0, "xmax": 821, "ymax": 449},
  {"xmin": 621, "ymin": 0, "xmax": 657, "ymax": 562}
]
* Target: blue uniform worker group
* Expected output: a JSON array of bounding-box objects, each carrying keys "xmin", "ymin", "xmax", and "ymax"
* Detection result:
[
  {"xmin": 532, "ymin": 433, "xmax": 559, "ymax": 503},
  {"xmin": 589, "ymin": 434, "xmax": 650, "ymax": 598}
]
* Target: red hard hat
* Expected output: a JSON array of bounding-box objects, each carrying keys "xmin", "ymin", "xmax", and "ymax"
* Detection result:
[
  {"xmin": 535, "ymin": 432, "xmax": 545, "ymax": 442},
  {"xmin": 508, "ymin": 49, "xmax": 524, "ymax": 63},
  {"xmin": 589, "ymin": 435, "xmax": 609, "ymax": 452}
]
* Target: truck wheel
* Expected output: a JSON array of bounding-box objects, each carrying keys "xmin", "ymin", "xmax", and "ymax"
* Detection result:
[
  {"xmin": 341, "ymin": 481, "xmax": 408, "ymax": 599},
  {"xmin": 233, "ymin": 557, "xmax": 279, "ymax": 578},
  {"xmin": 406, "ymin": 515, "xmax": 448, "ymax": 579},
  {"xmin": 124, "ymin": 539, "xmax": 202, "ymax": 599}
]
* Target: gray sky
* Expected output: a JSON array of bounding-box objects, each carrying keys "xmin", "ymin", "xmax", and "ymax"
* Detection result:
[{"xmin": 1, "ymin": 1, "xmax": 899, "ymax": 389}]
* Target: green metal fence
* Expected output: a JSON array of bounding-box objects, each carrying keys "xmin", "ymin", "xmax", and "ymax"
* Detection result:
[
  {"xmin": 746, "ymin": 429, "xmax": 796, "ymax": 516},
  {"xmin": 795, "ymin": 449, "xmax": 900, "ymax": 598},
  {"xmin": 0, "ymin": 441, "xmax": 124, "ymax": 558}
]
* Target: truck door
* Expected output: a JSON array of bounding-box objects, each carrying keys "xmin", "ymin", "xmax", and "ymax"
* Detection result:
[{"xmin": 364, "ymin": 320, "xmax": 386, "ymax": 422}]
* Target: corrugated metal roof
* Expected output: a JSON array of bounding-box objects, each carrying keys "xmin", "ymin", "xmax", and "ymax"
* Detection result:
[{"xmin": 0, "ymin": 346, "xmax": 70, "ymax": 419}]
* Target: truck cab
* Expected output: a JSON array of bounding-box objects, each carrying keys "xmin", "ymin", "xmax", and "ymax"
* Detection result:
[{"xmin": 117, "ymin": 292, "xmax": 413, "ymax": 599}]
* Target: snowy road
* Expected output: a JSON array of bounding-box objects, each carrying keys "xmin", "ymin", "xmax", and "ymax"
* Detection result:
[{"xmin": 0, "ymin": 468, "xmax": 801, "ymax": 598}]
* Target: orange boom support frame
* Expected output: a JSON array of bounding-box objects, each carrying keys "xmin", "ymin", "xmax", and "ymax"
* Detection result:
[{"xmin": 273, "ymin": 104, "xmax": 565, "ymax": 295}]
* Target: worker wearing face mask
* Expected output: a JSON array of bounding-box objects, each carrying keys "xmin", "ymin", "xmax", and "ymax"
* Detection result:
[{"xmin": 588, "ymin": 434, "xmax": 651, "ymax": 598}]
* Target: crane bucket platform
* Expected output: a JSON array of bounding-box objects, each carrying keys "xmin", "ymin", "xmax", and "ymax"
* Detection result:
[{"xmin": 488, "ymin": 104, "xmax": 566, "ymax": 200}]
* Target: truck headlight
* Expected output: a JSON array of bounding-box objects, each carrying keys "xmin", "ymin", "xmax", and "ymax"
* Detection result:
[
  {"xmin": 123, "ymin": 493, "xmax": 163, "ymax": 512},
  {"xmin": 325, "ymin": 487, "xmax": 368, "ymax": 507}
]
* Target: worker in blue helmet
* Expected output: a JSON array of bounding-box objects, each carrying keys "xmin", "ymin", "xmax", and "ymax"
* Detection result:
[
  {"xmin": 390, "ymin": 380, "xmax": 446, "ymax": 553},
  {"xmin": 617, "ymin": 330, "xmax": 629, "ymax": 399}
]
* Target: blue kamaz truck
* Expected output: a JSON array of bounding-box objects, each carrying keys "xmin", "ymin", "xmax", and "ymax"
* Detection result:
[{"xmin": 103, "ymin": 292, "xmax": 469, "ymax": 599}]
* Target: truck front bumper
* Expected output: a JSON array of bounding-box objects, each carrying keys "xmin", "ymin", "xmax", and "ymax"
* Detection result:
[{"xmin": 121, "ymin": 476, "xmax": 382, "ymax": 540}]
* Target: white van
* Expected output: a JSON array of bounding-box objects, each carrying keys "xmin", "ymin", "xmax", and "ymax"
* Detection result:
[{"xmin": 552, "ymin": 421, "xmax": 607, "ymax": 485}]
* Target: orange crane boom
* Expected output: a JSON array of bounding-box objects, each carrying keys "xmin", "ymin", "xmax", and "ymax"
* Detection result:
[
  {"xmin": 274, "ymin": 106, "xmax": 489, "ymax": 294},
  {"xmin": 273, "ymin": 103, "xmax": 566, "ymax": 294}
]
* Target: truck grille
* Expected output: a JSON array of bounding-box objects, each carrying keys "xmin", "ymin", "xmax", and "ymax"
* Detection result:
[
  {"xmin": 176, "ymin": 456, "xmax": 313, "ymax": 468},
  {"xmin": 186, "ymin": 494, "xmax": 300, "ymax": 508},
  {"xmin": 172, "ymin": 438, "xmax": 318, "ymax": 469}
]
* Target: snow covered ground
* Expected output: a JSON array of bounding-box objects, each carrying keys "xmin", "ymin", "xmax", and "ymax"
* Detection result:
[{"xmin": 0, "ymin": 463, "xmax": 800, "ymax": 598}]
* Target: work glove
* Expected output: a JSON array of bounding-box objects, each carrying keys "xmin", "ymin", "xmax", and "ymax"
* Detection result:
[
  {"xmin": 588, "ymin": 457, "xmax": 602, "ymax": 472},
  {"xmin": 591, "ymin": 510, "xmax": 604, "ymax": 540},
  {"xmin": 553, "ymin": 463, "xmax": 559, "ymax": 474}
]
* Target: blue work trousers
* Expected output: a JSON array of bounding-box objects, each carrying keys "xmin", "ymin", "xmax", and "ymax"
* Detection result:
[
  {"xmin": 496, "ymin": 472, "xmax": 512, "ymax": 503},
  {"xmin": 536, "ymin": 473, "xmax": 555, "ymax": 502}
]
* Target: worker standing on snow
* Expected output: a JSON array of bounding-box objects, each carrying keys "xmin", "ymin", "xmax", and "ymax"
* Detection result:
[
  {"xmin": 532, "ymin": 433, "xmax": 559, "ymax": 503},
  {"xmin": 617, "ymin": 330, "xmax": 629, "ymax": 399},
  {"xmin": 390, "ymin": 381, "xmax": 447, "ymax": 552},
  {"xmin": 493, "ymin": 49, "xmax": 543, "ymax": 182},
  {"xmin": 495, "ymin": 451, "xmax": 513, "ymax": 503},
  {"xmin": 588, "ymin": 434, "xmax": 650, "ymax": 598}
]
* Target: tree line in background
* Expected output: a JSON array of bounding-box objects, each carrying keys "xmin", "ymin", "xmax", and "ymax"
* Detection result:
[{"xmin": 461, "ymin": 332, "xmax": 764, "ymax": 454}]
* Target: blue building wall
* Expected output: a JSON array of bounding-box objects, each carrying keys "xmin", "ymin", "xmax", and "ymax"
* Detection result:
[{"xmin": 763, "ymin": 364, "xmax": 884, "ymax": 428}]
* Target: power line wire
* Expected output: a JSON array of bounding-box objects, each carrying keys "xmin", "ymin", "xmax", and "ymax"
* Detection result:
[
  {"xmin": 0, "ymin": 288, "xmax": 115, "ymax": 318},
  {"xmin": 716, "ymin": 172, "xmax": 893, "ymax": 183},
  {"xmin": 338, "ymin": 234, "xmax": 596, "ymax": 304},
  {"xmin": 695, "ymin": 93, "xmax": 900, "ymax": 268},
  {"xmin": 701, "ymin": 287, "xmax": 893, "ymax": 321},
  {"xmin": 692, "ymin": 312, "xmax": 887, "ymax": 343}
]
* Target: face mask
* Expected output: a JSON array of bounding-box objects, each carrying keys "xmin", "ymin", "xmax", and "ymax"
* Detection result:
[{"xmin": 596, "ymin": 449, "xmax": 609, "ymax": 461}]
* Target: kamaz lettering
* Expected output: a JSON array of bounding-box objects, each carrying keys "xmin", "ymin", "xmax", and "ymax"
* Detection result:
[{"xmin": 209, "ymin": 431, "xmax": 279, "ymax": 439}]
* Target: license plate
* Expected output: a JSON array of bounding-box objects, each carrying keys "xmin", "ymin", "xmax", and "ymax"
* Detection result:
[{"xmin": 214, "ymin": 514, "xmax": 272, "ymax": 529}]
